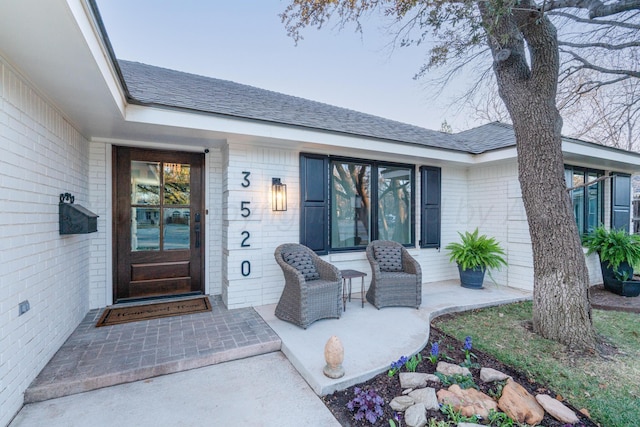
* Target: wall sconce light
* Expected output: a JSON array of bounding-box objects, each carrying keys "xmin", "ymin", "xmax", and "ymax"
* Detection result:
[{"xmin": 272, "ymin": 178, "xmax": 287, "ymax": 211}]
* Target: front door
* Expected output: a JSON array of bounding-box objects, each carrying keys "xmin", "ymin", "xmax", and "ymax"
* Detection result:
[{"xmin": 113, "ymin": 147, "xmax": 205, "ymax": 302}]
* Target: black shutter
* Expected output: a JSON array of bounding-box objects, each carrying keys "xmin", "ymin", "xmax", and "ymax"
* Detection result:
[
  {"xmin": 420, "ymin": 166, "xmax": 441, "ymax": 248},
  {"xmin": 611, "ymin": 173, "xmax": 631, "ymax": 231},
  {"xmin": 300, "ymin": 154, "xmax": 329, "ymax": 254}
]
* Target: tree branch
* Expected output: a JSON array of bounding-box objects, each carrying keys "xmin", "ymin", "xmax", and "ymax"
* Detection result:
[
  {"xmin": 545, "ymin": 0, "xmax": 640, "ymax": 19},
  {"xmin": 562, "ymin": 49, "xmax": 640, "ymax": 78},
  {"xmin": 547, "ymin": 10, "xmax": 640, "ymax": 29},
  {"xmin": 559, "ymin": 40, "xmax": 640, "ymax": 49}
]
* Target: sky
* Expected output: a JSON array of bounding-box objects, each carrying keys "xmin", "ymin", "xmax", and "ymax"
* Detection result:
[{"xmin": 95, "ymin": 1, "xmax": 483, "ymax": 132}]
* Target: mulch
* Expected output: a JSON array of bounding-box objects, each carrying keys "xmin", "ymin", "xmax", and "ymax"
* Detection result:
[{"xmin": 589, "ymin": 284, "xmax": 640, "ymax": 313}]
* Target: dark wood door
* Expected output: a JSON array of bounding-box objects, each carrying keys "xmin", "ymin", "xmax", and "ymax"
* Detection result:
[{"xmin": 114, "ymin": 147, "xmax": 204, "ymax": 302}]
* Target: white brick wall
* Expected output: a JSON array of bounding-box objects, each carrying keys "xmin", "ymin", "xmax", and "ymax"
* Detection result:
[
  {"xmin": 206, "ymin": 148, "xmax": 223, "ymax": 296},
  {"xmin": 0, "ymin": 57, "xmax": 91, "ymax": 426},
  {"xmin": 88, "ymin": 142, "xmax": 110, "ymax": 308},
  {"xmin": 222, "ymin": 142, "xmax": 298, "ymax": 308}
]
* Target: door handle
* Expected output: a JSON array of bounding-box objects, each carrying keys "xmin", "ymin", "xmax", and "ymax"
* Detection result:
[{"xmin": 194, "ymin": 213, "xmax": 201, "ymax": 248}]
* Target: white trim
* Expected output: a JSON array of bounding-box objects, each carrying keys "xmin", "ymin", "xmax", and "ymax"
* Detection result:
[
  {"xmin": 91, "ymin": 137, "xmax": 208, "ymax": 153},
  {"xmin": 71, "ymin": 0, "xmax": 127, "ymax": 116},
  {"xmin": 105, "ymin": 143, "xmax": 113, "ymax": 306}
]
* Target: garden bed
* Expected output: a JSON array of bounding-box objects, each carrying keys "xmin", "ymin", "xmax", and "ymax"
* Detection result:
[{"xmin": 322, "ymin": 326, "xmax": 597, "ymax": 426}]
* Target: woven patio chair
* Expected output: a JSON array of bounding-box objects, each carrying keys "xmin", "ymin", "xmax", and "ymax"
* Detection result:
[
  {"xmin": 365, "ymin": 240, "xmax": 422, "ymax": 309},
  {"xmin": 274, "ymin": 243, "xmax": 343, "ymax": 329}
]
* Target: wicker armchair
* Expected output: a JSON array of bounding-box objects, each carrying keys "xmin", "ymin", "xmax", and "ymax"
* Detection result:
[
  {"xmin": 274, "ymin": 243, "xmax": 343, "ymax": 329},
  {"xmin": 365, "ymin": 240, "xmax": 422, "ymax": 309}
]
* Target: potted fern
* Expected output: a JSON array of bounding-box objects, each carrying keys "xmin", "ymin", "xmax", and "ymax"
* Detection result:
[
  {"xmin": 445, "ymin": 228, "xmax": 507, "ymax": 289},
  {"xmin": 582, "ymin": 226, "xmax": 640, "ymax": 297}
]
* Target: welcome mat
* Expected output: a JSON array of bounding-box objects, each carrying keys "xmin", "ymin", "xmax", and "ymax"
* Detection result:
[{"xmin": 96, "ymin": 297, "xmax": 212, "ymax": 327}]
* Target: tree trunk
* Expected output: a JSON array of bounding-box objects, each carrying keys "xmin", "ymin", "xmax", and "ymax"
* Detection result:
[{"xmin": 479, "ymin": 2, "xmax": 597, "ymax": 350}]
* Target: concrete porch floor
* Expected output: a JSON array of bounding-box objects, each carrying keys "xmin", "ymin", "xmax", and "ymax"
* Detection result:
[{"xmin": 12, "ymin": 281, "xmax": 531, "ymax": 426}]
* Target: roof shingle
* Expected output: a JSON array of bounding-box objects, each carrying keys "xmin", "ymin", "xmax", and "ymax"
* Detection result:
[{"xmin": 118, "ymin": 60, "xmax": 481, "ymax": 153}]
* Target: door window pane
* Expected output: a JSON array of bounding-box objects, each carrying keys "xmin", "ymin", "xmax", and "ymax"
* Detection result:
[
  {"xmin": 378, "ymin": 166, "xmax": 412, "ymax": 244},
  {"xmin": 131, "ymin": 208, "xmax": 160, "ymax": 251},
  {"xmin": 164, "ymin": 163, "xmax": 190, "ymax": 205},
  {"xmin": 163, "ymin": 208, "xmax": 190, "ymax": 250},
  {"xmin": 131, "ymin": 161, "xmax": 160, "ymax": 205},
  {"xmin": 331, "ymin": 161, "xmax": 370, "ymax": 249}
]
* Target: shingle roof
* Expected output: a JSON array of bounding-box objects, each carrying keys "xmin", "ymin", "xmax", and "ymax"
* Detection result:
[
  {"xmin": 118, "ymin": 60, "xmax": 479, "ymax": 153},
  {"xmin": 455, "ymin": 121, "xmax": 518, "ymax": 152}
]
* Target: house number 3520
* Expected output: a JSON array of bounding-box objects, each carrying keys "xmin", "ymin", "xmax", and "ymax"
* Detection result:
[{"xmin": 241, "ymin": 171, "xmax": 251, "ymax": 277}]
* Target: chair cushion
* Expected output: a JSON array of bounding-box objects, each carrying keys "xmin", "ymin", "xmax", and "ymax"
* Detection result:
[
  {"xmin": 283, "ymin": 251, "xmax": 320, "ymax": 281},
  {"xmin": 374, "ymin": 245, "xmax": 403, "ymax": 272}
]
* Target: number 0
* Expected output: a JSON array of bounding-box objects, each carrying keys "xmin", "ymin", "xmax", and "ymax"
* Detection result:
[{"xmin": 241, "ymin": 260, "xmax": 251, "ymax": 277}]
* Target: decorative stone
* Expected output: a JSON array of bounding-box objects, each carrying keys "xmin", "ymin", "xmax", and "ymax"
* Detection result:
[
  {"xmin": 436, "ymin": 361, "xmax": 471, "ymax": 377},
  {"xmin": 424, "ymin": 373, "xmax": 441, "ymax": 383},
  {"xmin": 408, "ymin": 387, "xmax": 439, "ymax": 410},
  {"xmin": 400, "ymin": 372, "xmax": 428, "ymax": 389},
  {"xmin": 436, "ymin": 384, "xmax": 498, "ymax": 419},
  {"xmin": 480, "ymin": 367, "xmax": 511, "ymax": 383},
  {"xmin": 322, "ymin": 336, "xmax": 344, "ymax": 379},
  {"xmin": 536, "ymin": 394, "xmax": 579, "ymax": 424},
  {"xmin": 402, "ymin": 388, "xmax": 414, "ymax": 395},
  {"xmin": 498, "ymin": 379, "xmax": 544, "ymax": 425},
  {"xmin": 405, "ymin": 403, "xmax": 428, "ymax": 427},
  {"xmin": 390, "ymin": 395, "xmax": 415, "ymax": 411}
]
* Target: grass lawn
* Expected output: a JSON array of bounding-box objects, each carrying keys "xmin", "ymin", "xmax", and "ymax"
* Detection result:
[{"xmin": 433, "ymin": 301, "xmax": 640, "ymax": 427}]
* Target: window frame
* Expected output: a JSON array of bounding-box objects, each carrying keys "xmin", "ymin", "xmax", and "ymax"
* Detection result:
[
  {"xmin": 328, "ymin": 156, "xmax": 416, "ymax": 252},
  {"xmin": 301, "ymin": 154, "xmax": 416, "ymax": 253},
  {"xmin": 565, "ymin": 165, "xmax": 604, "ymax": 236}
]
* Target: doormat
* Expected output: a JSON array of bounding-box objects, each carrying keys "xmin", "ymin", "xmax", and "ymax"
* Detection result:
[{"xmin": 96, "ymin": 297, "xmax": 212, "ymax": 327}]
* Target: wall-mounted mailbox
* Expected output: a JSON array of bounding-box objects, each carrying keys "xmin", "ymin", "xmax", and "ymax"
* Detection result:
[{"xmin": 59, "ymin": 193, "xmax": 98, "ymax": 235}]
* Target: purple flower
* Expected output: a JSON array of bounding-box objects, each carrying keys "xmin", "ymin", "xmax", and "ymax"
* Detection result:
[
  {"xmin": 430, "ymin": 342, "xmax": 439, "ymax": 357},
  {"xmin": 464, "ymin": 336, "xmax": 473, "ymax": 351}
]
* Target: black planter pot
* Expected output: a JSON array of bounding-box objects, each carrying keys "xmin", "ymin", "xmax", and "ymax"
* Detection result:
[
  {"xmin": 599, "ymin": 260, "xmax": 638, "ymax": 296},
  {"xmin": 457, "ymin": 265, "xmax": 486, "ymax": 289},
  {"xmin": 600, "ymin": 260, "xmax": 634, "ymax": 283},
  {"xmin": 603, "ymin": 278, "xmax": 640, "ymax": 297}
]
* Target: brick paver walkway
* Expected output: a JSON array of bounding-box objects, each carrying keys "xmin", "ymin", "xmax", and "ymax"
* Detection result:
[{"xmin": 24, "ymin": 296, "xmax": 281, "ymax": 403}]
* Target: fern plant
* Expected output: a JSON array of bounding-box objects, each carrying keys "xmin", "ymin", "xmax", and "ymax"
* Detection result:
[
  {"xmin": 445, "ymin": 228, "xmax": 507, "ymax": 271},
  {"xmin": 582, "ymin": 226, "xmax": 640, "ymax": 271}
]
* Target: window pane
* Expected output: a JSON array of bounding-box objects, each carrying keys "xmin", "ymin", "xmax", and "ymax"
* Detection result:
[
  {"xmin": 586, "ymin": 172, "xmax": 601, "ymax": 234},
  {"xmin": 572, "ymin": 171, "xmax": 585, "ymax": 234},
  {"xmin": 378, "ymin": 166, "xmax": 412, "ymax": 244},
  {"xmin": 131, "ymin": 207, "xmax": 160, "ymax": 251},
  {"xmin": 163, "ymin": 208, "xmax": 190, "ymax": 250},
  {"xmin": 331, "ymin": 161, "xmax": 370, "ymax": 248},
  {"xmin": 131, "ymin": 161, "xmax": 160, "ymax": 205},
  {"xmin": 164, "ymin": 163, "xmax": 190, "ymax": 205}
]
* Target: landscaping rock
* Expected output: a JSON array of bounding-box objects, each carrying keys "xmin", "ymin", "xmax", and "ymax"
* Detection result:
[
  {"xmin": 400, "ymin": 373, "xmax": 428, "ymax": 389},
  {"xmin": 436, "ymin": 361, "xmax": 471, "ymax": 376},
  {"xmin": 480, "ymin": 367, "xmax": 510, "ymax": 383},
  {"xmin": 408, "ymin": 387, "xmax": 439, "ymax": 410},
  {"xmin": 536, "ymin": 394, "xmax": 579, "ymax": 424},
  {"xmin": 498, "ymin": 379, "xmax": 545, "ymax": 425},
  {"xmin": 402, "ymin": 388, "xmax": 414, "ymax": 395},
  {"xmin": 404, "ymin": 403, "xmax": 427, "ymax": 427},
  {"xmin": 436, "ymin": 384, "xmax": 498, "ymax": 418},
  {"xmin": 390, "ymin": 395, "xmax": 415, "ymax": 411}
]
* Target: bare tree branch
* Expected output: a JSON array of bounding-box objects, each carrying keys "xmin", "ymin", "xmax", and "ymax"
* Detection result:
[
  {"xmin": 559, "ymin": 40, "xmax": 640, "ymax": 49},
  {"xmin": 548, "ymin": 10, "xmax": 640, "ymax": 29},
  {"xmin": 545, "ymin": 0, "xmax": 640, "ymax": 18}
]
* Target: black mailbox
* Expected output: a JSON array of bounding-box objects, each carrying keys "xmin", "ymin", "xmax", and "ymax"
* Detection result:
[{"xmin": 59, "ymin": 194, "xmax": 98, "ymax": 235}]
